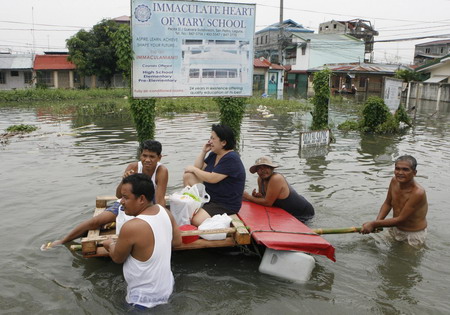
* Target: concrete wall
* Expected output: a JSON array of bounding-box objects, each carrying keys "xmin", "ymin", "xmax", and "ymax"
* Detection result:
[
  {"xmin": 404, "ymin": 82, "xmax": 450, "ymax": 110},
  {"xmin": 0, "ymin": 70, "xmax": 33, "ymax": 90}
]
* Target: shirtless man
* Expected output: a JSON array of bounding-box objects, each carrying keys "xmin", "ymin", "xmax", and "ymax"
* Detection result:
[
  {"xmin": 360, "ymin": 155, "xmax": 428, "ymax": 246},
  {"xmin": 103, "ymin": 173, "xmax": 182, "ymax": 309},
  {"xmin": 42, "ymin": 140, "xmax": 168, "ymax": 249}
]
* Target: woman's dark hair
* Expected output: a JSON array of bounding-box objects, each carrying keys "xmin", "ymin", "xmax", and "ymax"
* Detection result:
[
  {"xmin": 212, "ymin": 124, "xmax": 236, "ymax": 150},
  {"xmin": 140, "ymin": 140, "xmax": 162, "ymax": 155},
  {"xmin": 122, "ymin": 173, "xmax": 155, "ymax": 202}
]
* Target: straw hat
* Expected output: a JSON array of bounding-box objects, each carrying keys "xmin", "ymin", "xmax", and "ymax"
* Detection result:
[{"xmin": 249, "ymin": 156, "xmax": 279, "ymax": 174}]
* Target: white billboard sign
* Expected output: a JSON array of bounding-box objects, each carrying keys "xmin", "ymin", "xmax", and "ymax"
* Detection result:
[
  {"xmin": 131, "ymin": 0, "xmax": 256, "ymax": 98},
  {"xmin": 383, "ymin": 77, "xmax": 403, "ymax": 112}
]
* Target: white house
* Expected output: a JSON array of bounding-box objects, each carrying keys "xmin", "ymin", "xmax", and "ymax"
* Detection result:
[
  {"xmin": 286, "ymin": 33, "xmax": 365, "ymax": 71},
  {"xmin": 253, "ymin": 57, "xmax": 285, "ymax": 98},
  {"xmin": 0, "ymin": 53, "xmax": 34, "ymax": 90},
  {"xmin": 283, "ymin": 33, "xmax": 365, "ymax": 97},
  {"xmin": 417, "ymin": 53, "xmax": 450, "ymax": 83}
]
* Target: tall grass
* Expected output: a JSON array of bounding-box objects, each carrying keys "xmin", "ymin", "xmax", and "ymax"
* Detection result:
[
  {"xmin": 0, "ymin": 88, "xmax": 313, "ymax": 114},
  {"xmin": 0, "ymin": 88, "xmax": 129, "ymax": 103}
]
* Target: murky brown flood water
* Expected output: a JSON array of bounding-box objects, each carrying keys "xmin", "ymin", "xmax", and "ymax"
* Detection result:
[{"xmin": 0, "ymin": 100, "xmax": 449, "ymax": 314}]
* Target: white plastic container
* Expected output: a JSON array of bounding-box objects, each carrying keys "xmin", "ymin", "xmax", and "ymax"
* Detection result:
[{"xmin": 259, "ymin": 248, "xmax": 316, "ymax": 282}]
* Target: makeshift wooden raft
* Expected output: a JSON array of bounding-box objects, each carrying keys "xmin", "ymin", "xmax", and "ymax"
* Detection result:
[{"xmin": 80, "ymin": 196, "xmax": 251, "ymax": 258}]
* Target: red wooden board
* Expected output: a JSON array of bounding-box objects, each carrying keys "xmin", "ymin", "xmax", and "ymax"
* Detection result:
[{"xmin": 238, "ymin": 201, "xmax": 336, "ymax": 261}]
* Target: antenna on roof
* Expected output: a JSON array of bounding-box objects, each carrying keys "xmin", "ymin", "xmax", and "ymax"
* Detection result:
[{"xmin": 31, "ymin": 7, "xmax": 36, "ymax": 55}]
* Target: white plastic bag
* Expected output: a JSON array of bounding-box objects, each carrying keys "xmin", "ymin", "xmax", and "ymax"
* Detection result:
[
  {"xmin": 198, "ymin": 213, "xmax": 232, "ymax": 240},
  {"xmin": 169, "ymin": 184, "xmax": 210, "ymax": 226}
]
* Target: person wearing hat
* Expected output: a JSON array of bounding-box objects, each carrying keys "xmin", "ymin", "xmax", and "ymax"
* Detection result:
[{"xmin": 243, "ymin": 156, "xmax": 315, "ymax": 222}]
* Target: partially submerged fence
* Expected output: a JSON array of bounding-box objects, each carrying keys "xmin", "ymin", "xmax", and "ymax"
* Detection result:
[{"xmin": 403, "ymin": 82, "xmax": 450, "ymax": 112}]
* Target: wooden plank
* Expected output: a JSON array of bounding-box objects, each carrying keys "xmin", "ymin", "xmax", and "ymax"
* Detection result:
[
  {"xmin": 81, "ymin": 207, "xmax": 107, "ymax": 255},
  {"xmin": 231, "ymin": 214, "xmax": 251, "ymax": 245},
  {"xmin": 84, "ymin": 246, "xmax": 109, "ymax": 258},
  {"xmin": 83, "ymin": 236, "xmax": 237, "ymax": 257},
  {"xmin": 173, "ymin": 237, "xmax": 236, "ymax": 251},
  {"xmin": 82, "ymin": 196, "xmax": 252, "ymax": 257},
  {"xmin": 180, "ymin": 227, "xmax": 236, "ymax": 236},
  {"xmin": 96, "ymin": 195, "xmax": 118, "ymax": 208},
  {"xmin": 82, "ymin": 227, "xmax": 236, "ymax": 244}
]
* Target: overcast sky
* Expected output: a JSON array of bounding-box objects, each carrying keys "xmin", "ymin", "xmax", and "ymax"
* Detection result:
[{"xmin": 1, "ymin": 0, "xmax": 449, "ymax": 64}]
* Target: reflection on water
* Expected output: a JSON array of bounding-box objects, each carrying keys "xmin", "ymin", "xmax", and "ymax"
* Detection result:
[
  {"xmin": 0, "ymin": 102, "xmax": 449, "ymax": 313},
  {"xmin": 377, "ymin": 243, "xmax": 424, "ymax": 304}
]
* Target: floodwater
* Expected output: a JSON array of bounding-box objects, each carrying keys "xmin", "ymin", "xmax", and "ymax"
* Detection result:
[{"xmin": 0, "ymin": 100, "xmax": 449, "ymax": 314}]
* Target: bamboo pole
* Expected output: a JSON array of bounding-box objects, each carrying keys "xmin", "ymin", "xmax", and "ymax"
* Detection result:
[{"xmin": 312, "ymin": 227, "xmax": 383, "ymax": 234}]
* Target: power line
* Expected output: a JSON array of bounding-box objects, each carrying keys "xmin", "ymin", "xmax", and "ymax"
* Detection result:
[
  {"xmin": 0, "ymin": 20, "xmax": 89, "ymax": 29},
  {"xmin": 374, "ymin": 34, "xmax": 450, "ymax": 43},
  {"xmin": 256, "ymin": 3, "xmax": 450, "ymax": 24},
  {"xmin": 0, "ymin": 28, "xmax": 79, "ymax": 32}
]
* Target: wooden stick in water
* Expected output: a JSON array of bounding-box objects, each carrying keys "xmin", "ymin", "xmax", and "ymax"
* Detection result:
[{"xmin": 312, "ymin": 227, "xmax": 383, "ymax": 234}]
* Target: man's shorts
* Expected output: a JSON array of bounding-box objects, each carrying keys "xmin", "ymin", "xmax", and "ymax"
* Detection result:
[
  {"xmin": 105, "ymin": 200, "xmax": 122, "ymax": 216},
  {"xmin": 389, "ymin": 226, "xmax": 427, "ymax": 247}
]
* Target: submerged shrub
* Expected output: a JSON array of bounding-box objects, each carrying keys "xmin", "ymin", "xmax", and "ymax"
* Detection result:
[
  {"xmin": 214, "ymin": 97, "xmax": 246, "ymax": 143},
  {"xmin": 360, "ymin": 97, "xmax": 390, "ymax": 132},
  {"xmin": 338, "ymin": 97, "xmax": 412, "ymax": 134},
  {"xmin": 130, "ymin": 98, "xmax": 156, "ymax": 143},
  {"xmin": 6, "ymin": 124, "xmax": 38, "ymax": 133},
  {"xmin": 337, "ymin": 120, "xmax": 360, "ymax": 131},
  {"xmin": 311, "ymin": 69, "xmax": 331, "ymax": 130}
]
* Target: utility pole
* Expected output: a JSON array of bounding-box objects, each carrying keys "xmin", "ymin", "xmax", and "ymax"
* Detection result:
[{"xmin": 278, "ymin": 0, "xmax": 283, "ymax": 65}]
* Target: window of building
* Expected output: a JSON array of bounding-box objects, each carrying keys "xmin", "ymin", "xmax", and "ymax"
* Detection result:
[
  {"xmin": 11, "ymin": 71, "xmax": 19, "ymax": 77},
  {"xmin": 0, "ymin": 72, "xmax": 5, "ymax": 84},
  {"xmin": 302, "ymin": 46, "xmax": 306, "ymax": 55},
  {"xmin": 333, "ymin": 24, "xmax": 337, "ymax": 29},
  {"xmin": 184, "ymin": 39, "xmax": 203, "ymax": 45},
  {"xmin": 202, "ymin": 69, "xmax": 215, "ymax": 78},
  {"xmin": 265, "ymin": 35, "xmax": 268, "ymax": 44},
  {"xmin": 440, "ymin": 47, "xmax": 444, "ymax": 54},
  {"xmin": 256, "ymin": 37, "xmax": 259, "ymax": 45},
  {"xmin": 359, "ymin": 77, "xmax": 367, "ymax": 88},
  {"xmin": 24, "ymin": 71, "xmax": 32, "ymax": 84},
  {"xmin": 216, "ymin": 40, "xmax": 235, "ymax": 45},
  {"xmin": 37, "ymin": 71, "xmax": 52, "ymax": 86},
  {"xmin": 425, "ymin": 48, "xmax": 431, "ymax": 53},
  {"xmin": 73, "ymin": 71, "xmax": 81, "ymax": 84},
  {"xmin": 253, "ymin": 74, "xmax": 264, "ymax": 92},
  {"xmin": 189, "ymin": 69, "xmax": 200, "ymax": 78}
]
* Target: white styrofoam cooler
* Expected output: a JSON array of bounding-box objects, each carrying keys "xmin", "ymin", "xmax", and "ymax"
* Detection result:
[{"xmin": 259, "ymin": 248, "xmax": 316, "ymax": 282}]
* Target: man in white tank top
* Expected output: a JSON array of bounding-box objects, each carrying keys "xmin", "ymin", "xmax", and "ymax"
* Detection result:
[
  {"xmin": 42, "ymin": 140, "xmax": 168, "ymax": 250},
  {"xmin": 104, "ymin": 173, "xmax": 182, "ymax": 309}
]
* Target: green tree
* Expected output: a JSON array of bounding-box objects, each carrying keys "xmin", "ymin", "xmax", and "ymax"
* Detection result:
[
  {"xmin": 394, "ymin": 69, "xmax": 425, "ymax": 82},
  {"xmin": 311, "ymin": 69, "xmax": 331, "ymax": 130},
  {"xmin": 66, "ymin": 19, "xmax": 121, "ymax": 87},
  {"xmin": 111, "ymin": 24, "xmax": 132, "ymax": 86}
]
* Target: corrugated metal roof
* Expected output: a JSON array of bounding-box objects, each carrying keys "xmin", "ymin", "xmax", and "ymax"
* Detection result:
[
  {"xmin": 416, "ymin": 39, "xmax": 450, "ymax": 47},
  {"xmin": 293, "ymin": 33, "xmax": 361, "ymax": 42},
  {"xmin": 308, "ymin": 62, "xmax": 411, "ymax": 74},
  {"xmin": 0, "ymin": 54, "xmax": 34, "ymax": 70},
  {"xmin": 256, "ymin": 19, "xmax": 313, "ymax": 35},
  {"xmin": 34, "ymin": 55, "xmax": 76, "ymax": 70},
  {"xmin": 253, "ymin": 58, "xmax": 285, "ymax": 69}
]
